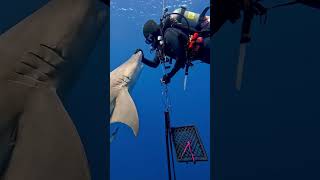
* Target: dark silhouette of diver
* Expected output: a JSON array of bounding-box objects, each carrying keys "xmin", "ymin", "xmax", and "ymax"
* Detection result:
[
  {"xmin": 213, "ymin": 0, "xmax": 320, "ymax": 38},
  {"xmin": 136, "ymin": 7, "xmax": 210, "ymax": 84},
  {"xmin": 213, "ymin": 0, "xmax": 268, "ymax": 42}
]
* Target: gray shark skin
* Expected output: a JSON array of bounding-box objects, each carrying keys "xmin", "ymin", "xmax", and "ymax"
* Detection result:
[
  {"xmin": 0, "ymin": 0, "xmax": 106, "ymax": 179},
  {"xmin": 110, "ymin": 52, "xmax": 143, "ymax": 137}
]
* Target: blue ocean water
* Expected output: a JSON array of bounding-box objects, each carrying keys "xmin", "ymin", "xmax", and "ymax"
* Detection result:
[{"xmin": 110, "ymin": 0, "xmax": 210, "ymax": 180}]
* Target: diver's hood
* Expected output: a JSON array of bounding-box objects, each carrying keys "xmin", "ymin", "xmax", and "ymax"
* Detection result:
[{"xmin": 143, "ymin": 20, "xmax": 159, "ymax": 38}]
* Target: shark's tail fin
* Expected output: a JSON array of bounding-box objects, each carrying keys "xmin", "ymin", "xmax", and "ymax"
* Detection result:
[{"xmin": 110, "ymin": 89, "xmax": 139, "ymax": 136}]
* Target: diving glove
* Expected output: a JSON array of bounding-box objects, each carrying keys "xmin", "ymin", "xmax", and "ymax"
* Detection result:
[{"xmin": 134, "ymin": 48, "xmax": 144, "ymax": 55}]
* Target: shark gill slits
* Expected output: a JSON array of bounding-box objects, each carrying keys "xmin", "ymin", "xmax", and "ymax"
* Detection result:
[
  {"xmin": 122, "ymin": 75, "xmax": 131, "ymax": 83},
  {"xmin": 27, "ymin": 52, "xmax": 57, "ymax": 69},
  {"xmin": 40, "ymin": 44, "xmax": 64, "ymax": 59},
  {"xmin": 36, "ymin": 44, "xmax": 65, "ymax": 68},
  {"xmin": 22, "ymin": 52, "xmax": 56, "ymax": 76},
  {"xmin": 20, "ymin": 61, "xmax": 37, "ymax": 69}
]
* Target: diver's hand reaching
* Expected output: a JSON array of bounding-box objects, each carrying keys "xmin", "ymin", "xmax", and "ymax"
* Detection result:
[
  {"xmin": 134, "ymin": 49, "xmax": 144, "ymax": 61},
  {"xmin": 134, "ymin": 48, "xmax": 143, "ymax": 55},
  {"xmin": 161, "ymin": 74, "xmax": 171, "ymax": 84}
]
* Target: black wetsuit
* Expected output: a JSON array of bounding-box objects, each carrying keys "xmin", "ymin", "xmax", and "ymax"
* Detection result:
[
  {"xmin": 213, "ymin": 0, "xmax": 243, "ymax": 35},
  {"xmin": 142, "ymin": 27, "xmax": 210, "ymax": 82},
  {"xmin": 213, "ymin": 0, "xmax": 268, "ymax": 37}
]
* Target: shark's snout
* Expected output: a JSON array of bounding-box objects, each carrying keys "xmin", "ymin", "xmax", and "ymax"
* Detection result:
[
  {"xmin": 130, "ymin": 51, "xmax": 143, "ymax": 64},
  {"xmin": 122, "ymin": 52, "xmax": 143, "ymax": 78},
  {"xmin": 134, "ymin": 51, "xmax": 143, "ymax": 57}
]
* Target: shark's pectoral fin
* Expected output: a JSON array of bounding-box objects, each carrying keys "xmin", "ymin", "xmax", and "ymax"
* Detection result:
[
  {"xmin": 110, "ymin": 89, "xmax": 139, "ymax": 136},
  {"xmin": 2, "ymin": 89, "xmax": 91, "ymax": 180}
]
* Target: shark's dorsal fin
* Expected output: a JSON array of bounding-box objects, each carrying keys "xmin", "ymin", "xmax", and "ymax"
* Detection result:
[{"xmin": 110, "ymin": 89, "xmax": 139, "ymax": 136}]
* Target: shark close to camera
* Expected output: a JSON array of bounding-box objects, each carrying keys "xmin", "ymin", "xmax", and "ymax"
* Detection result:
[
  {"xmin": 0, "ymin": 0, "xmax": 106, "ymax": 179},
  {"xmin": 110, "ymin": 51, "xmax": 143, "ymax": 137}
]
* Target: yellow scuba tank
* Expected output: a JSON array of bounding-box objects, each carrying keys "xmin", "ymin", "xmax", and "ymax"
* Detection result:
[{"xmin": 170, "ymin": 6, "xmax": 210, "ymax": 30}]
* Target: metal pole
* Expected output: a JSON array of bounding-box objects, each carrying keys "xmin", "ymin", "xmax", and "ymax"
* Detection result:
[
  {"xmin": 164, "ymin": 111, "xmax": 172, "ymax": 180},
  {"xmin": 169, "ymin": 127, "xmax": 177, "ymax": 180}
]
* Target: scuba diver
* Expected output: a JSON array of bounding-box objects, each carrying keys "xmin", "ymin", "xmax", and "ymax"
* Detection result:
[
  {"xmin": 136, "ymin": 6, "xmax": 210, "ymax": 84},
  {"xmin": 136, "ymin": 0, "xmax": 319, "ymax": 85}
]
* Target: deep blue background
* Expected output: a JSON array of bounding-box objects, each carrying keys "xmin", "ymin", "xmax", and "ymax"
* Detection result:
[
  {"xmin": 0, "ymin": 1, "xmax": 108, "ymax": 180},
  {"xmin": 110, "ymin": 0, "xmax": 210, "ymax": 180},
  {"xmin": 213, "ymin": 2, "xmax": 320, "ymax": 180}
]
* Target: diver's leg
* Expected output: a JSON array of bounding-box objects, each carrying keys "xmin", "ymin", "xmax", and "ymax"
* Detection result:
[
  {"xmin": 212, "ymin": 16, "xmax": 227, "ymax": 35},
  {"xmin": 213, "ymin": 0, "xmax": 242, "ymax": 35},
  {"xmin": 213, "ymin": 0, "xmax": 229, "ymax": 35},
  {"xmin": 2, "ymin": 87, "xmax": 91, "ymax": 180},
  {"xmin": 197, "ymin": 37, "xmax": 211, "ymax": 64}
]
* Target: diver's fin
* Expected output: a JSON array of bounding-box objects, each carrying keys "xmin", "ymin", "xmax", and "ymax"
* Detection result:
[
  {"xmin": 200, "ymin": 7, "xmax": 210, "ymax": 19},
  {"xmin": 110, "ymin": 89, "xmax": 139, "ymax": 136}
]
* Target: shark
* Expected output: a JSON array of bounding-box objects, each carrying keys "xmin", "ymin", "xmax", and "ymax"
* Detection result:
[
  {"xmin": 110, "ymin": 51, "xmax": 143, "ymax": 137},
  {"xmin": 0, "ymin": 0, "xmax": 106, "ymax": 179}
]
